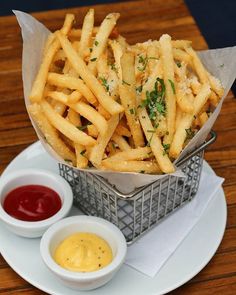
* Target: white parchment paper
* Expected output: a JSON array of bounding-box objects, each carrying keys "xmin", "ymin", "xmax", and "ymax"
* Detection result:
[{"xmin": 14, "ymin": 10, "xmax": 236, "ymax": 193}]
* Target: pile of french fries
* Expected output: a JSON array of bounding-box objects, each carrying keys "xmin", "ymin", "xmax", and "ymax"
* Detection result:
[{"xmin": 28, "ymin": 10, "xmax": 224, "ymax": 174}]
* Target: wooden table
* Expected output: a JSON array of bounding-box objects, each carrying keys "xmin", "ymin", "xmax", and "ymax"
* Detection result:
[{"xmin": 0, "ymin": 0, "xmax": 235, "ymax": 294}]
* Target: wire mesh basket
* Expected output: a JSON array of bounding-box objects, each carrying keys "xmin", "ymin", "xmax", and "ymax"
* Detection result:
[{"xmin": 59, "ymin": 131, "xmax": 216, "ymax": 244}]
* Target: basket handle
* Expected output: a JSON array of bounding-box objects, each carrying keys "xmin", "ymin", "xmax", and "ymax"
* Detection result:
[{"xmin": 176, "ymin": 130, "xmax": 217, "ymax": 167}]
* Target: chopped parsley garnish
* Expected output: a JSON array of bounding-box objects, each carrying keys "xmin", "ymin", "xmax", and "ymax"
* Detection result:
[
  {"xmin": 109, "ymin": 63, "xmax": 118, "ymax": 73},
  {"xmin": 136, "ymin": 85, "xmax": 143, "ymax": 93},
  {"xmin": 139, "ymin": 170, "xmax": 145, "ymax": 174},
  {"xmin": 122, "ymin": 80, "xmax": 131, "ymax": 86},
  {"xmin": 168, "ymin": 79, "xmax": 176, "ymax": 94},
  {"xmin": 90, "ymin": 57, "xmax": 97, "ymax": 62},
  {"xmin": 129, "ymin": 108, "xmax": 136, "ymax": 115},
  {"xmin": 185, "ymin": 128, "xmax": 195, "ymax": 140},
  {"xmin": 64, "ymin": 159, "xmax": 72, "ymax": 163},
  {"xmin": 99, "ymin": 77, "xmax": 109, "ymax": 92},
  {"xmin": 141, "ymin": 78, "xmax": 166, "ymax": 120},
  {"xmin": 77, "ymin": 122, "xmax": 92, "ymax": 131},
  {"xmin": 137, "ymin": 55, "xmax": 158, "ymax": 72},
  {"xmin": 162, "ymin": 143, "xmax": 170, "ymax": 155},
  {"xmin": 94, "ymin": 40, "xmax": 99, "ymax": 46},
  {"xmin": 147, "ymin": 129, "xmax": 155, "ymax": 133},
  {"xmin": 176, "ymin": 61, "xmax": 182, "ymax": 68},
  {"xmin": 80, "ymin": 150, "xmax": 86, "ymax": 156},
  {"xmin": 219, "ymin": 64, "xmax": 224, "ymax": 68}
]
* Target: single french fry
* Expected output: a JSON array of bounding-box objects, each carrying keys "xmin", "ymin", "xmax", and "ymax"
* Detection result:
[
  {"xmin": 66, "ymin": 108, "xmax": 88, "ymax": 168},
  {"xmin": 52, "ymin": 100, "xmax": 67, "ymax": 115},
  {"xmin": 29, "ymin": 14, "xmax": 75, "ymax": 102},
  {"xmin": 78, "ymin": 9, "xmax": 94, "ymax": 59},
  {"xmin": 43, "ymin": 33, "xmax": 55, "ymax": 57},
  {"xmin": 28, "ymin": 103, "xmax": 76, "ymax": 165},
  {"xmin": 40, "ymin": 99, "xmax": 96, "ymax": 146},
  {"xmin": 61, "ymin": 14, "xmax": 75, "ymax": 35},
  {"xmin": 138, "ymin": 107, "xmax": 175, "ymax": 173},
  {"xmin": 97, "ymin": 104, "xmax": 111, "ymax": 120},
  {"xmin": 115, "ymin": 124, "xmax": 131, "ymax": 137},
  {"xmin": 209, "ymin": 91, "xmax": 219, "ymax": 107},
  {"xmin": 159, "ymin": 34, "xmax": 176, "ymax": 145},
  {"xmin": 47, "ymin": 73, "xmax": 96, "ymax": 105},
  {"xmin": 104, "ymin": 146, "xmax": 152, "ymax": 161},
  {"xmin": 101, "ymin": 159, "xmax": 160, "ymax": 174},
  {"xmin": 46, "ymin": 90, "xmax": 69, "ymax": 104},
  {"xmin": 189, "ymin": 75, "xmax": 201, "ymax": 95},
  {"xmin": 120, "ymin": 52, "xmax": 145, "ymax": 147},
  {"xmin": 207, "ymin": 72, "xmax": 224, "ymax": 98},
  {"xmin": 69, "ymin": 101, "xmax": 108, "ymax": 136},
  {"xmin": 147, "ymin": 44, "xmax": 159, "ymax": 73},
  {"xmin": 185, "ymin": 47, "xmax": 209, "ymax": 84},
  {"xmin": 111, "ymin": 133, "xmax": 131, "ymax": 151},
  {"xmin": 109, "ymin": 40, "xmax": 123, "ymax": 80},
  {"xmin": 169, "ymin": 83, "xmax": 211, "ymax": 158},
  {"xmin": 74, "ymin": 143, "xmax": 89, "ymax": 168},
  {"xmin": 88, "ymin": 13, "xmax": 120, "ymax": 75},
  {"xmin": 199, "ymin": 112, "xmax": 209, "ymax": 127},
  {"xmin": 67, "ymin": 108, "xmax": 82, "ymax": 126},
  {"xmin": 55, "ymin": 31, "xmax": 124, "ymax": 115},
  {"xmin": 89, "ymin": 114, "xmax": 119, "ymax": 166},
  {"xmin": 176, "ymin": 83, "xmax": 194, "ymax": 113},
  {"xmin": 87, "ymin": 124, "xmax": 99, "ymax": 138},
  {"xmin": 68, "ymin": 90, "xmax": 82, "ymax": 103},
  {"xmin": 173, "ymin": 48, "xmax": 192, "ymax": 64}
]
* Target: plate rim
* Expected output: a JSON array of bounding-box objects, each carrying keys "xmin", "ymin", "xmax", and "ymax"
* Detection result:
[{"xmin": 0, "ymin": 141, "xmax": 227, "ymax": 295}]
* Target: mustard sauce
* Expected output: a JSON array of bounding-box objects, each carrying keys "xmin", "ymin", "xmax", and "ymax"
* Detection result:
[{"xmin": 54, "ymin": 232, "xmax": 113, "ymax": 272}]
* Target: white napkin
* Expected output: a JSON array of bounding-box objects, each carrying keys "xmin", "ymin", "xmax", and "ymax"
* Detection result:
[{"xmin": 125, "ymin": 170, "xmax": 224, "ymax": 277}]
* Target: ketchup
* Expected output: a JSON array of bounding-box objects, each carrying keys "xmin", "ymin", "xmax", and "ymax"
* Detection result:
[{"xmin": 3, "ymin": 185, "xmax": 62, "ymax": 222}]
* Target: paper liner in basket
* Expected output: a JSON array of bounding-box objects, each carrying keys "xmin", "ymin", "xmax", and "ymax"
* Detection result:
[{"xmin": 14, "ymin": 10, "xmax": 236, "ymax": 194}]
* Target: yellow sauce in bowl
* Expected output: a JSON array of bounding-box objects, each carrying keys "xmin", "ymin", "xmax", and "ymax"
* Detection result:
[{"xmin": 54, "ymin": 232, "xmax": 113, "ymax": 272}]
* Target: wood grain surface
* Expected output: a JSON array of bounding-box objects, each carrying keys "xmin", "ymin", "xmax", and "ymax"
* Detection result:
[{"xmin": 0, "ymin": 0, "xmax": 235, "ymax": 294}]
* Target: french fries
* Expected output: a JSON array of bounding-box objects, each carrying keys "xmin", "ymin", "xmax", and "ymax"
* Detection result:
[{"xmin": 28, "ymin": 11, "xmax": 224, "ymax": 174}]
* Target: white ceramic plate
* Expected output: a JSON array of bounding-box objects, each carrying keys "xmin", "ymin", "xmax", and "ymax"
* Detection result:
[{"xmin": 0, "ymin": 142, "xmax": 227, "ymax": 295}]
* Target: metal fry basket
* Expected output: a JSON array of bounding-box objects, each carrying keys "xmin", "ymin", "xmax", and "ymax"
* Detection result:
[{"xmin": 59, "ymin": 131, "xmax": 216, "ymax": 244}]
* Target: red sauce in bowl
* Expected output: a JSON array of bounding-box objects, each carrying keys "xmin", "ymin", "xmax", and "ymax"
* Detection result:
[{"xmin": 3, "ymin": 185, "xmax": 62, "ymax": 222}]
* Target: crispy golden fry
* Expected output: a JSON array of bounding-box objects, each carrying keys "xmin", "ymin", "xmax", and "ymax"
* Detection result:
[
  {"xmin": 89, "ymin": 115, "xmax": 119, "ymax": 166},
  {"xmin": 29, "ymin": 14, "xmax": 75, "ymax": 103},
  {"xmin": 69, "ymin": 101, "xmax": 108, "ymax": 137},
  {"xmin": 138, "ymin": 107, "xmax": 175, "ymax": 173},
  {"xmin": 169, "ymin": 84, "xmax": 211, "ymax": 158},
  {"xmin": 28, "ymin": 103, "xmax": 76, "ymax": 165},
  {"xmin": 104, "ymin": 146, "xmax": 152, "ymax": 161},
  {"xmin": 56, "ymin": 31, "xmax": 124, "ymax": 115},
  {"xmin": 47, "ymin": 73, "xmax": 96, "ymax": 105},
  {"xmin": 109, "ymin": 40, "xmax": 123, "ymax": 80},
  {"xmin": 199, "ymin": 112, "xmax": 209, "ymax": 127},
  {"xmin": 51, "ymin": 100, "xmax": 67, "ymax": 115},
  {"xmin": 111, "ymin": 133, "xmax": 131, "ymax": 151},
  {"xmin": 186, "ymin": 47, "xmax": 209, "ymax": 84},
  {"xmin": 176, "ymin": 83, "xmax": 194, "ymax": 113},
  {"xmin": 78, "ymin": 9, "xmax": 94, "ymax": 59},
  {"xmin": 69, "ymin": 27, "xmax": 99, "ymax": 38},
  {"xmin": 159, "ymin": 34, "xmax": 176, "ymax": 145},
  {"xmin": 87, "ymin": 124, "xmax": 99, "ymax": 138},
  {"xmin": 46, "ymin": 90, "xmax": 69, "ymax": 104},
  {"xmin": 88, "ymin": 13, "xmax": 120, "ymax": 75},
  {"xmin": 119, "ymin": 52, "xmax": 145, "ymax": 147},
  {"xmin": 67, "ymin": 108, "xmax": 82, "ymax": 126},
  {"xmin": 115, "ymin": 124, "xmax": 131, "ymax": 137},
  {"xmin": 207, "ymin": 72, "xmax": 224, "ymax": 97},
  {"xmin": 40, "ymin": 99, "xmax": 96, "ymax": 146},
  {"xmin": 102, "ymin": 159, "xmax": 160, "ymax": 174}
]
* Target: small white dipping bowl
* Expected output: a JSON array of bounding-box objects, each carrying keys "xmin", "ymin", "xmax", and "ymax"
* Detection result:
[
  {"xmin": 40, "ymin": 215, "xmax": 127, "ymax": 291},
  {"xmin": 0, "ymin": 169, "xmax": 73, "ymax": 238}
]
